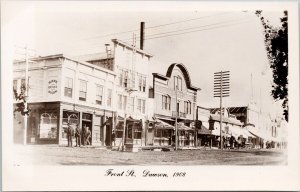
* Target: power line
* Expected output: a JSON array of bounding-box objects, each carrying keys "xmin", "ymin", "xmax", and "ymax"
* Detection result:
[
  {"xmin": 144, "ymin": 20, "xmax": 254, "ymax": 40},
  {"xmin": 120, "ymin": 18, "xmax": 246, "ymax": 42},
  {"xmin": 146, "ymin": 12, "xmax": 232, "ymax": 30},
  {"xmin": 82, "ymin": 12, "xmax": 234, "ymax": 41},
  {"xmin": 69, "ymin": 19, "xmax": 253, "ymax": 54}
]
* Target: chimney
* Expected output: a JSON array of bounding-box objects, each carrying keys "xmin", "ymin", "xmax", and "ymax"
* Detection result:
[{"xmin": 140, "ymin": 22, "xmax": 145, "ymax": 50}]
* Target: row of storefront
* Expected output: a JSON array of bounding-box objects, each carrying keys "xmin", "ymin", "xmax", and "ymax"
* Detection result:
[{"xmin": 13, "ymin": 40, "xmax": 287, "ymax": 150}]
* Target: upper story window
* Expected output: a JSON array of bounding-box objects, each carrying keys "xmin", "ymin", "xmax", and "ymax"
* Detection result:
[
  {"xmin": 123, "ymin": 71, "xmax": 128, "ymax": 88},
  {"xmin": 138, "ymin": 75, "xmax": 146, "ymax": 92},
  {"xmin": 118, "ymin": 94, "xmax": 127, "ymax": 110},
  {"xmin": 79, "ymin": 80, "xmax": 87, "ymax": 101},
  {"xmin": 130, "ymin": 97, "xmax": 135, "ymax": 112},
  {"xmin": 162, "ymin": 95, "xmax": 171, "ymax": 110},
  {"xmin": 184, "ymin": 101, "xmax": 192, "ymax": 114},
  {"xmin": 137, "ymin": 99, "xmax": 146, "ymax": 114},
  {"xmin": 174, "ymin": 76, "xmax": 182, "ymax": 91},
  {"xmin": 64, "ymin": 77, "xmax": 73, "ymax": 98},
  {"xmin": 96, "ymin": 84, "xmax": 103, "ymax": 105},
  {"xmin": 118, "ymin": 94, "xmax": 122, "ymax": 110},
  {"xmin": 107, "ymin": 88, "xmax": 112, "ymax": 107},
  {"xmin": 119, "ymin": 69, "xmax": 131, "ymax": 88},
  {"xmin": 131, "ymin": 72, "xmax": 136, "ymax": 89}
]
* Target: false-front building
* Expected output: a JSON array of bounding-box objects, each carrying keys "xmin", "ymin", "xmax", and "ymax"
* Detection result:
[
  {"xmin": 149, "ymin": 63, "xmax": 201, "ymax": 147},
  {"xmin": 13, "ymin": 54, "xmax": 116, "ymax": 146}
]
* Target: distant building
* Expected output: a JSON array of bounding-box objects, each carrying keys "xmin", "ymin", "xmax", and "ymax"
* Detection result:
[
  {"xmin": 149, "ymin": 63, "xmax": 201, "ymax": 147},
  {"xmin": 209, "ymin": 102, "xmax": 286, "ymax": 148}
]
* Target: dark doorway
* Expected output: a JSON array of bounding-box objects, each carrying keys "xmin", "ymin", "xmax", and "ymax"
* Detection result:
[{"xmin": 82, "ymin": 113, "xmax": 93, "ymax": 145}]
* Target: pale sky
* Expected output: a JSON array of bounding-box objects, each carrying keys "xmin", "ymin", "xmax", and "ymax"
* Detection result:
[{"xmin": 2, "ymin": 1, "xmax": 286, "ymax": 118}]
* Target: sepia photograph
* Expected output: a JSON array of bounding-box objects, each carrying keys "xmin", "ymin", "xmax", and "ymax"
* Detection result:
[{"xmin": 1, "ymin": 0, "xmax": 299, "ymax": 191}]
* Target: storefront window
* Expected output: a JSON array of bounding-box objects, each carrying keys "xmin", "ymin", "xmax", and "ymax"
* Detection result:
[
  {"xmin": 62, "ymin": 111, "xmax": 79, "ymax": 139},
  {"xmin": 116, "ymin": 122, "xmax": 124, "ymax": 138},
  {"xmin": 39, "ymin": 113, "xmax": 58, "ymax": 139}
]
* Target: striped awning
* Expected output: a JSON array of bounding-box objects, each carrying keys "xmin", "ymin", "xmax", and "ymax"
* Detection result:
[{"xmin": 154, "ymin": 119, "xmax": 175, "ymax": 130}]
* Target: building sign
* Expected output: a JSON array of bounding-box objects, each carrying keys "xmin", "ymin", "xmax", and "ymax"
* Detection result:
[{"xmin": 48, "ymin": 79, "xmax": 58, "ymax": 94}]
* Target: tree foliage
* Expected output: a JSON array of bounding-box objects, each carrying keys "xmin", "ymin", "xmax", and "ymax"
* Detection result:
[
  {"xmin": 13, "ymin": 84, "xmax": 30, "ymax": 117},
  {"xmin": 255, "ymin": 10, "xmax": 288, "ymax": 121}
]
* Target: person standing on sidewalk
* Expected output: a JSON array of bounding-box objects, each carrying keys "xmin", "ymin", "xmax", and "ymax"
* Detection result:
[
  {"xmin": 81, "ymin": 124, "xmax": 86, "ymax": 146},
  {"xmin": 75, "ymin": 125, "xmax": 81, "ymax": 147},
  {"xmin": 67, "ymin": 124, "xmax": 75, "ymax": 147},
  {"xmin": 85, "ymin": 126, "xmax": 91, "ymax": 145}
]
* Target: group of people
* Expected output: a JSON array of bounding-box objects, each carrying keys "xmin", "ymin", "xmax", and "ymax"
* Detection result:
[{"xmin": 67, "ymin": 124, "xmax": 91, "ymax": 147}]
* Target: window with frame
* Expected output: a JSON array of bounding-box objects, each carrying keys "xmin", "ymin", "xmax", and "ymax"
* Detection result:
[
  {"xmin": 118, "ymin": 94, "xmax": 122, "ymax": 110},
  {"xmin": 96, "ymin": 84, "xmax": 103, "ymax": 105},
  {"xmin": 79, "ymin": 80, "xmax": 87, "ymax": 101},
  {"xmin": 142, "ymin": 100, "xmax": 145, "ymax": 113},
  {"xmin": 130, "ymin": 97, "xmax": 135, "ymax": 112},
  {"xmin": 134, "ymin": 126, "xmax": 142, "ymax": 139},
  {"xmin": 137, "ymin": 99, "xmax": 141, "ymax": 112},
  {"xmin": 174, "ymin": 76, "xmax": 182, "ymax": 91},
  {"xmin": 138, "ymin": 75, "xmax": 146, "ymax": 92},
  {"xmin": 137, "ymin": 99, "xmax": 146, "ymax": 114},
  {"xmin": 123, "ymin": 96, "xmax": 127, "ymax": 111},
  {"xmin": 142, "ymin": 77, "xmax": 146, "ymax": 92},
  {"xmin": 162, "ymin": 95, "xmax": 171, "ymax": 110},
  {"xmin": 138, "ymin": 75, "xmax": 142, "ymax": 91},
  {"xmin": 119, "ymin": 70, "xmax": 123, "ymax": 86},
  {"xmin": 184, "ymin": 101, "xmax": 192, "ymax": 114},
  {"xmin": 131, "ymin": 72, "xmax": 135, "ymax": 89},
  {"xmin": 64, "ymin": 77, "xmax": 73, "ymax": 98},
  {"xmin": 123, "ymin": 71, "xmax": 128, "ymax": 88},
  {"xmin": 107, "ymin": 89, "xmax": 112, "ymax": 107}
]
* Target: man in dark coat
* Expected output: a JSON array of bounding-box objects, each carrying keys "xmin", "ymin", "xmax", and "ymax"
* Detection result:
[
  {"xmin": 75, "ymin": 125, "xmax": 81, "ymax": 147},
  {"xmin": 67, "ymin": 124, "xmax": 75, "ymax": 147},
  {"xmin": 81, "ymin": 125, "xmax": 86, "ymax": 146}
]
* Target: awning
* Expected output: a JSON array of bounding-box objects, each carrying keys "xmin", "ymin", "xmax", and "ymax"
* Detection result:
[
  {"xmin": 230, "ymin": 126, "xmax": 251, "ymax": 138},
  {"xmin": 177, "ymin": 123, "xmax": 194, "ymax": 131},
  {"xmin": 211, "ymin": 129, "xmax": 226, "ymax": 136},
  {"xmin": 154, "ymin": 119, "xmax": 175, "ymax": 130},
  {"xmin": 198, "ymin": 125, "xmax": 212, "ymax": 135},
  {"xmin": 117, "ymin": 116, "xmax": 140, "ymax": 123},
  {"xmin": 248, "ymin": 127, "xmax": 271, "ymax": 141}
]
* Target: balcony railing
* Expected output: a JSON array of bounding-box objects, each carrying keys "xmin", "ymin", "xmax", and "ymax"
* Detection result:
[{"xmin": 172, "ymin": 111, "xmax": 186, "ymax": 118}]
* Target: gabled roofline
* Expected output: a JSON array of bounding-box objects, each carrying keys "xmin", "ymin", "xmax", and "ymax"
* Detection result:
[{"xmin": 166, "ymin": 63, "xmax": 201, "ymax": 91}]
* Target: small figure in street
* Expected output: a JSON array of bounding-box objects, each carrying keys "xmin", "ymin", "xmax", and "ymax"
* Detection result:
[
  {"xmin": 112, "ymin": 130, "xmax": 116, "ymax": 146},
  {"xmin": 85, "ymin": 126, "xmax": 91, "ymax": 145},
  {"xmin": 81, "ymin": 125, "xmax": 86, "ymax": 146},
  {"xmin": 67, "ymin": 124, "xmax": 75, "ymax": 147},
  {"xmin": 75, "ymin": 125, "xmax": 81, "ymax": 147}
]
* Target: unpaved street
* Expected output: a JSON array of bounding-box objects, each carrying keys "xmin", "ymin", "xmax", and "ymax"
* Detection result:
[{"xmin": 10, "ymin": 145, "xmax": 287, "ymax": 166}]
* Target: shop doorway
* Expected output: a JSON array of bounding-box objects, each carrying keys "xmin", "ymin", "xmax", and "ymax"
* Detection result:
[{"xmin": 82, "ymin": 113, "xmax": 93, "ymax": 145}]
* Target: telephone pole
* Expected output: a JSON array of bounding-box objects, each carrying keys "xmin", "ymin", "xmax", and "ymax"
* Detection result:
[
  {"xmin": 24, "ymin": 46, "xmax": 29, "ymax": 145},
  {"xmin": 214, "ymin": 71, "xmax": 230, "ymax": 150}
]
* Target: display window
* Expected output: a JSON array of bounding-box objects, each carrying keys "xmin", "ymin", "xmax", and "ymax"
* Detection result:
[{"xmin": 39, "ymin": 112, "xmax": 58, "ymax": 139}]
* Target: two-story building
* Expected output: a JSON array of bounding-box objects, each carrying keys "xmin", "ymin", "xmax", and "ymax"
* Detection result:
[
  {"xmin": 13, "ymin": 54, "xmax": 116, "ymax": 146},
  {"xmin": 149, "ymin": 63, "xmax": 201, "ymax": 147}
]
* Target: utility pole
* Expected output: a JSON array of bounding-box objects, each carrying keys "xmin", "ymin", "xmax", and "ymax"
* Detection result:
[
  {"xmin": 214, "ymin": 71, "xmax": 230, "ymax": 150},
  {"xmin": 23, "ymin": 46, "xmax": 29, "ymax": 145},
  {"xmin": 175, "ymin": 84, "xmax": 178, "ymax": 151}
]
